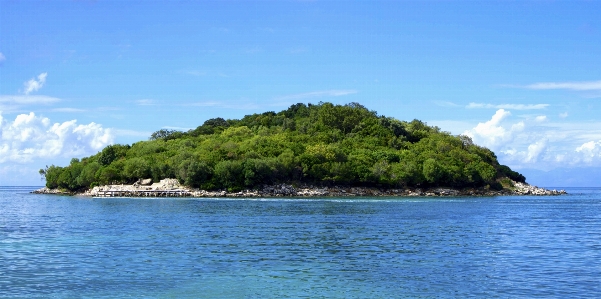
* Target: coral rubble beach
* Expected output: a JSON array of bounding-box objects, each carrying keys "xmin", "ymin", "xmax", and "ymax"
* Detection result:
[{"xmin": 32, "ymin": 178, "xmax": 567, "ymax": 197}]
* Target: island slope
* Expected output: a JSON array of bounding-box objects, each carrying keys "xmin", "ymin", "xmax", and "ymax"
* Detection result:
[{"xmin": 40, "ymin": 102, "xmax": 530, "ymax": 194}]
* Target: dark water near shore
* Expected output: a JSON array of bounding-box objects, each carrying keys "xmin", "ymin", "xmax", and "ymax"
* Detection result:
[{"xmin": 1, "ymin": 186, "xmax": 600, "ymax": 298}]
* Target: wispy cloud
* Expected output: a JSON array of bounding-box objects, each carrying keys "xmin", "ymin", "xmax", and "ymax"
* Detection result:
[
  {"xmin": 180, "ymin": 70, "xmax": 207, "ymax": 77},
  {"xmin": 466, "ymin": 102, "xmax": 549, "ymax": 110},
  {"xmin": 187, "ymin": 101, "xmax": 222, "ymax": 107},
  {"xmin": 0, "ymin": 95, "xmax": 61, "ymax": 105},
  {"xmin": 523, "ymin": 80, "xmax": 601, "ymax": 91},
  {"xmin": 0, "ymin": 95, "xmax": 62, "ymax": 115},
  {"xmin": 187, "ymin": 101, "xmax": 260, "ymax": 110},
  {"xmin": 289, "ymin": 47, "xmax": 309, "ymax": 54},
  {"xmin": 96, "ymin": 106, "xmax": 122, "ymax": 111},
  {"xmin": 23, "ymin": 73, "xmax": 47, "ymax": 95},
  {"xmin": 211, "ymin": 27, "xmax": 230, "ymax": 33},
  {"xmin": 433, "ymin": 101, "xmax": 460, "ymax": 107},
  {"xmin": 0, "ymin": 52, "xmax": 5, "ymax": 62},
  {"xmin": 135, "ymin": 99, "xmax": 157, "ymax": 106},
  {"xmin": 257, "ymin": 27, "xmax": 275, "ymax": 33},
  {"xmin": 244, "ymin": 46, "xmax": 263, "ymax": 54},
  {"xmin": 275, "ymin": 90, "xmax": 358, "ymax": 101},
  {"xmin": 51, "ymin": 107, "xmax": 86, "ymax": 113}
]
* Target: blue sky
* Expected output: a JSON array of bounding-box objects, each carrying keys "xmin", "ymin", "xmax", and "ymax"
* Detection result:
[{"xmin": 1, "ymin": 1, "xmax": 601, "ymax": 186}]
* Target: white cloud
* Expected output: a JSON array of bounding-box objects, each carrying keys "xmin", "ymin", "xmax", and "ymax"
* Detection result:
[
  {"xmin": 463, "ymin": 109, "xmax": 546, "ymax": 166},
  {"xmin": 525, "ymin": 140, "xmax": 547, "ymax": 163},
  {"xmin": 575, "ymin": 141, "xmax": 601, "ymax": 163},
  {"xmin": 559, "ymin": 112, "xmax": 568, "ymax": 118},
  {"xmin": 23, "ymin": 73, "xmax": 48, "ymax": 95},
  {"xmin": 0, "ymin": 52, "xmax": 5, "ymax": 62},
  {"xmin": 463, "ymin": 109, "xmax": 523, "ymax": 149},
  {"xmin": 0, "ymin": 112, "xmax": 113, "ymax": 163},
  {"xmin": 464, "ymin": 109, "xmax": 601, "ymax": 170},
  {"xmin": 275, "ymin": 90, "xmax": 358, "ymax": 101},
  {"xmin": 466, "ymin": 102, "xmax": 549, "ymax": 110},
  {"xmin": 524, "ymin": 80, "xmax": 601, "ymax": 91}
]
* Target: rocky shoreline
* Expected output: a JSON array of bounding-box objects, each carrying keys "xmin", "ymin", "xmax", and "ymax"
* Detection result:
[{"xmin": 32, "ymin": 178, "xmax": 567, "ymax": 197}]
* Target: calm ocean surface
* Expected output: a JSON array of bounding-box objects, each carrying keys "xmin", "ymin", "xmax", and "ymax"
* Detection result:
[{"xmin": 1, "ymin": 186, "xmax": 600, "ymax": 298}]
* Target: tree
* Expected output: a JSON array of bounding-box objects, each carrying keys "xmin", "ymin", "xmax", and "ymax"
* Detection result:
[
  {"xmin": 150, "ymin": 129, "xmax": 184, "ymax": 141},
  {"xmin": 77, "ymin": 162, "xmax": 100, "ymax": 187},
  {"xmin": 177, "ymin": 159, "xmax": 213, "ymax": 188},
  {"xmin": 43, "ymin": 165, "xmax": 63, "ymax": 189},
  {"xmin": 242, "ymin": 158, "xmax": 276, "ymax": 187},
  {"xmin": 423, "ymin": 158, "xmax": 443, "ymax": 184},
  {"xmin": 98, "ymin": 144, "xmax": 129, "ymax": 166},
  {"xmin": 124, "ymin": 157, "xmax": 151, "ymax": 180},
  {"xmin": 213, "ymin": 160, "xmax": 244, "ymax": 191}
]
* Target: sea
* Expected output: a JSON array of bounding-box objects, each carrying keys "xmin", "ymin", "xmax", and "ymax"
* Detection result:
[{"xmin": 1, "ymin": 186, "xmax": 600, "ymax": 298}]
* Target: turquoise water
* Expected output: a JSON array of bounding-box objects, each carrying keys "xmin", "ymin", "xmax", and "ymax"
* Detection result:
[{"xmin": 1, "ymin": 187, "xmax": 600, "ymax": 298}]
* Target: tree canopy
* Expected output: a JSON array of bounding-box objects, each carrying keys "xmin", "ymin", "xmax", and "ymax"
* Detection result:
[{"xmin": 41, "ymin": 102, "xmax": 526, "ymax": 192}]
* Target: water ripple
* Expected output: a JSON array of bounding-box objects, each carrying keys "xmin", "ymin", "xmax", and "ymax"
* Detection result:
[{"xmin": 1, "ymin": 189, "xmax": 600, "ymax": 298}]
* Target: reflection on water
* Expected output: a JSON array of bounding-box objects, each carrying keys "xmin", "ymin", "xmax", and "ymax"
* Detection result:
[{"xmin": 1, "ymin": 187, "xmax": 600, "ymax": 298}]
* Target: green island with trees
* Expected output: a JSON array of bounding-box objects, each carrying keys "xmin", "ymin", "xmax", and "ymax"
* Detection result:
[{"xmin": 40, "ymin": 102, "xmax": 526, "ymax": 193}]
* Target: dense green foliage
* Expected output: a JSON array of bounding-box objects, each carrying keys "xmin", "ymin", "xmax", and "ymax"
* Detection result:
[{"xmin": 41, "ymin": 102, "xmax": 525, "ymax": 192}]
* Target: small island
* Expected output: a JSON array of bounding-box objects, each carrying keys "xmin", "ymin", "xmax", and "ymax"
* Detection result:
[{"xmin": 35, "ymin": 102, "xmax": 566, "ymax": 197}]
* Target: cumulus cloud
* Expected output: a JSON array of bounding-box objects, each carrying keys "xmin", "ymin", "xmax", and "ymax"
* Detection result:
[
  {"xmin": 575, "ymin": 141, "xmax": 601, "ymax": 163},
  {"xmin": 24, "ymin": 73, "xmax": 48, "ymax": 95},
  {"xmin": 525, "ymin": 140, "xmax": 547, "ymax": 163},
  {"xmin": 0, "ymin": 112, "xmax": 113, "ymax": 163},
  {"xmin": 463, "ymin": 109, "xmax": 550, "ymax": 166},
  {"xmin": 466, "ymin": 102, "xmax": 549, "ymax": 110},
  {"xmin": 524, "ymin": 80, "xmax": 601, "ymax": 91},
  {"xmin": 463, "ymin": 109, "xmax": 524, "ymax": 149},
  {"xmin": 464, "ymin": 109, "xmax": 601, "ymax": 169}
]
